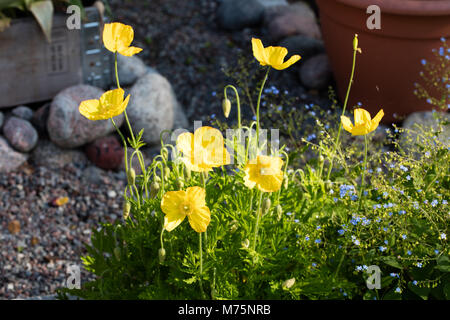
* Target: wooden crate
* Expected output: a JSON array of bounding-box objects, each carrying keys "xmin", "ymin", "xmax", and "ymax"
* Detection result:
[{"xmin": 0, "ymin": 7, "xmax": 113, "ymax": 109}]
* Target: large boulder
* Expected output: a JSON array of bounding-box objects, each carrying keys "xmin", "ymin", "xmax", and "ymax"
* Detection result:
[
  {"xmin": 3, "ymin": 116, "xmax": 38, "ymax": 152},
  {"xmin": 299, "ymin": 54, "xmax": 332, "ymax": 90},
  {"xmin": 265, "ymin": 2, "xmax": 321, "ymax": 41},
  {"xmin": 217, "ymin": 0, "xmax": 265, "ymax": 31},
  {"xmin": 0, "ymin": 137, "xmax": 28, "ymax": 172},
  {"xmin": 126, "ymin": 72, "xmax": 176, "ymax": 145},
  {"xmin": 117, "ymin": 54, "xmax": 149, "ymax": 86},
  {"xmin": 47, "ymin": 85, "xmax": 124, "ymax": 148}
]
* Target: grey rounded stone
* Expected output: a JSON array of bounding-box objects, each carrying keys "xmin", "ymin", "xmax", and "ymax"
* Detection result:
[
  {"xmin": 265, "ymin": 2, "xmax": 321, "ymax": 41},
  {"xmin": 400, "ymin": 111, "xmax": 450, "ymax": 150},
  {"xmin": 47, "ymin": 85, "xmax": 124, "ymax": 148},
  {"xmin": 127, "ymin": 72, "xmax": 176, "ymax": 145},
  {"xmin": 11, "ymin": 106, "xmax": 34, "ymax": 121},
  {"xmin": 117, "ymin": 54, "xmax": 149, "ymax": 86},
  {"xmin": 3, "ymin": 116, "xmax": 38, "ymax": 152},
  {"xmin": 279, "ymin": 35, "xmax": 325, "ymax": 62},
  {"xmin": 299, "ymin": 54, "xmax": 332, "ymax": 90},
  {"xmin": 31, "ymin": 139, "xmax": 88, "ymax": 169},
  {"xmin": 0, "ymin": 136, "xmax": 28, "ymax": 172},
  {"xmin": 217, "ymin": 0, "xmax": 265, "ymax": 31}
]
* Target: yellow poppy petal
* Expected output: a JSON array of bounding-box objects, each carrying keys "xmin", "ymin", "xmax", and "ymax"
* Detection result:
[
  {"xmin": 117, "ymin": 23, "xmax": 134, "ymax": 48},
  {"xmin": 161, "ymin": 190, "xmax": 187, "ymax": 232},
  {"xmin": 79, "ymin": 99, "xmax": 101, "ymax": 120},
  {"xmin": 194, "ymin": 126, "xmax": 224, "ymax": 166},
  {"xmin": 351, "ymin": 124, "xmax": 370, "ymax": 136},
  {"xmin": 354, "ymin": 108, "xmax": 371, "ymax": 126},
  {"xmin": 117, "ymin": 94, "xmax": 130, "ymax": 116},
  {"xmin": 275, "ymin": 54, "xmax": 301, "ymax": 70},
  {"xmin": 164, "ymin": 214, "xmax": 186, "ymax": 232},
  {"xmin": 340, "ymin": 115, "xmax": 354, "ymax": 133},
  {"xmin": 257, "ymin": 170, "xmax": 283, "ymax": 192},
  {"xmin": 188, "ymin": 206, "xmax": 211, "ymax": 233},
  {"xmin": 118, "ymin": 46, "xmax": 143, "ymax": 57},
  {"xmin": 243, "ymin": 163, "xmax": 257, "ymax": 189},
  {"xmin": 369, "ymin": 109, "xmax": 384, "ymax": 132},
  {"xmin": 176, "ymin": 132, "xmax": 194, "ymax": 157},
  {"xmin": 102, "ymin": 23, "xmax": 117, "ymax": 52},
  {"xmin": 161, "ymin": 190, "xmax": 186, "ymax": 215},
  {"xmin": 252, "ymin": 38, "xmax": 268, "ymax": 65},
  {"xmin": 266, "ymin": 46, "xmax": 288, "ymax": 67},
  {"xmin": 186, "ymin": 186, "xmax": 207, "ymax": 209}
]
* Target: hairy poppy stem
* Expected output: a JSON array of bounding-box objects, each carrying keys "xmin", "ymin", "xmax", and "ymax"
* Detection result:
[
  {"xmin": 199, "ymin": 232, "xmax": 205, "ymax": 299},
  {"xmin": 358, "ymin": 135, "xmax": 369, "ymax": 211},
  {"xmin": 326, "ymin": 37, "xmax": 359, "ymax": 180},
  {"xmin": 256, "ymin": 68, "xmax": 270, "ymax": 150},
  {"xmin": 252, "ymin": 192, "xmax": 264, "ymax": 251}
]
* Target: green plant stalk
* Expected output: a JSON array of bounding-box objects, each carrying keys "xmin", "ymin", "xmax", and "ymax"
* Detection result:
[
  {"xmin": 358, "ymin": 135, "xmax": 369, "ymax": 211},
  {"xmin": 326, "ymin": 45, "xmax": 358, "ymax": 180},
  {"xmin": 201, "ymin": 171, "xmax": 208, "ymax": 247},
  {"xmin": 252, "ymin": 191, "xmax": 264, "ymax": 251},
  {"xmin": 115, "ymin": 52, "xmax": 137, "ymax": 146},
  {"xmin": 256, "ymin": 67, "xmax": 270, "ymax": 149},
  {"xmin": 224, "ymin": 85, "xmax": 242, "ymax": 129},
  {"xmin": 199, "ymin": 232, "xmax": 205, "ymax": 299}
]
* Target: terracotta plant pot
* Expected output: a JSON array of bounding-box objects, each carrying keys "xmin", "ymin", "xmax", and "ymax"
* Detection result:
[{"xmin": 315, "ymin": 0, "xmax": 450, "ymax": 123}]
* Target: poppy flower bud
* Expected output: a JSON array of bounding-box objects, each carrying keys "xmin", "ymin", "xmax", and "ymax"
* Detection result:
[
  {"xmin": 150, "ymin": 181, "xmax": 160, "ymax": 198},
  {"xmin": 319, "ymin": 155, "xmax": 324, "ymax": 164},
  {"xmin": 222, "ymin": 98, "xmax": 231, "ymax": 118},
  {"xmin": 123, "ymin": 201, "xmax": 131, "ymax": 219},
  {"xmin": 184, "ymin": 166, "xmax": 191, "ymax": 180},
  {"xmin": 241, "ymin": 239, "xmax": 250, "ymax": 248},
  {"xmin": 229, "ymin": 220, "xmax": 238, "ymax": 233},
  {"xmin": 353, "ymin": 34, "xmax": 362, "ymax": 53},
  {"xmin": 154, "ymin": 175, "xmax": 162, "ymax": 183},
  {"xmin": 276, "ymin": 204, "xmax": 283, "ymax": 221},
  {"xmin": 113, "ymin": 247, "xmax": 121, "ymax": 261},
  {"xmin": 282, "ymin": 278, "xmax": 295, "ymax": 289},
  {"xmin": 164, "ymin": 167, "xmax": 170, "ymax": 181},
  {"xmin": 158, "ymin": 248, "xmax": 166, "ymax": 264},
  {"xmin": 176, "ymin": 179, "xmax": 184, "ymax": 189},
  {"xmin": 262, "ymin": 198, "xmax": 271, "ymax": 215},
  {"xmin": 127, "ymin": 168, "xmax": 136, "ymax": 185}
]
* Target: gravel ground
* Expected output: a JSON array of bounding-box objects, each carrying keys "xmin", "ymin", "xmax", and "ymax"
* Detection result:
[
  {"xmin": 1, "ymin": 0, "xmax": 330, "ymax": 299},
  {"xmin": 0, "ymin": 162, "xmax": 126, "ymax": 299}
]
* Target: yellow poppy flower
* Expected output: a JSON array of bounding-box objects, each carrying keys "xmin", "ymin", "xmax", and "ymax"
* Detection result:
[
  {"xmin": 79, "ymin": 88, "xmax": 130, "ymax": 120},
  {"xmin": 340, "ymin": 108, "xmax": 384, "ymax": 136},
  {"xmin": 161, "ymin": 187, "xmax": 211, "ymax": 233},
  {"xmin": 176, "ymin": 126, "xmax": 230, "ymax": 172},
  {"xmin": 252, "ymin": 38, "xmax": 301, "ymax": 70},
  {"xmin": 244, "ymin": 155, "xmax": 284, "ymax": 192},
  {"xmin": 102, "ymin": 22, "xmax": 143, "ymax": 57}
]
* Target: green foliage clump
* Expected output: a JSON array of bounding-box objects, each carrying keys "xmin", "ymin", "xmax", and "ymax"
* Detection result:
[{"xmin": 59, "ymin": 37, "xmax": 449, "ymax": 301}]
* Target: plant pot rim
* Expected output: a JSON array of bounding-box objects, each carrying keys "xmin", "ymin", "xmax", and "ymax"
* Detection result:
[{"xmin": 336, "ymin": 0, "xmax": 450, "ymax": 16}]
